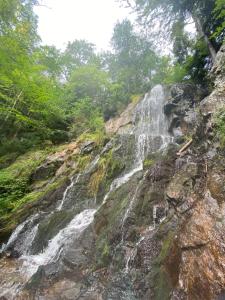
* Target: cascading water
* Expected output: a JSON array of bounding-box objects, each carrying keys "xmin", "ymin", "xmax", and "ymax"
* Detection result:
[
  {"xmin": 103, "ymin": 84, "xmax": 172, "ymax": 205},
  {"xmin": 56, "ymin": 174, "xmax": 80, "ymax": 211},
  {"xmin": 0, "ymin": 84, "xmax": 173, "ymax": 298},
  {"xmin": 20, "ymin": 209, "xmax": 96, "ymax": 278},
  {"xmin": 134, "ymin": 84, "xmax": 172, "ymax": 165},
  {"xmin": 119, "ymin": 85, "xmax": 173, "ymax": 272}
]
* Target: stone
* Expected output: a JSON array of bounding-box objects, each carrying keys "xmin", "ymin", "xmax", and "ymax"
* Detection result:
[
  {"xmin": 166, "ymin": 163, "xmax": 198, "ymax": 205},
  {"xmin": 200, "ymin": 45, "xmax": 225, "ymax": 116},
  {"xmin": 80, "ymin": 141, "xmax": 96, "ymax": 154},
  {"xmin": 207, "ymin": 171, "xmax": 225, "ymax": 205},
  {"xmin": 31, "ymin": 160, "xmax": 64, "ymax": 181},
  {"xmin": 105, "ymin": 100, "xmax": 139, "ymax": 135},
  {"xmin": 165, "ymin": 83, "xmax": 207, "ymax": 137}
]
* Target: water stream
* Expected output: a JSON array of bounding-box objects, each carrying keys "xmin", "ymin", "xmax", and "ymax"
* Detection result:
[
  {"xmin": 20, "ymin": 209, "xmax": 96, "ymax": 278},
  {"xmin": 56, "ymin": 174, "xmax": 80, "ymax": 211},
  {"xmin": 0, "ymin": 84, "xmax": 173, "ymax": 297}
]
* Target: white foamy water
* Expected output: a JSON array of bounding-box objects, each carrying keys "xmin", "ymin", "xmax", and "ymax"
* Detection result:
[
  {"xmin": 133, "ymin": 84, "xmax": 173, "ymax": 164},
  {"xmin": 103, "ymin": 85, "xmax": 172, "ymax": 205},
  {"xmin": 0, "ymin": 214, "xmax": 39, "ymax": 253},
  {"xmin": 102, "ymin": 164, "xmax": 142, "ymax": 205},
  {"xmin": 125, "ymin": 236, "xmax": 145, "ymax": 273},
  {"xmin": 56, "ymin": 174, "xmax": 81, "ymax": 211},
  {"xmin": 20, "ymin": 209, "xmax": 96, "ymax": 278}
]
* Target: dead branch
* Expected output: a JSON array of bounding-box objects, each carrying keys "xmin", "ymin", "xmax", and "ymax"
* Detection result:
[{"xmin": 176, "ymin": 139, "xmax": 193, "ymax": 156}]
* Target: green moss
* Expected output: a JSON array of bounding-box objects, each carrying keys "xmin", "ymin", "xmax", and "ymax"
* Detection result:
[
  {"xmin": 78, "ymin": 130, "xmax": 107, "ymax": 148},
  {"xmin": 143, "ymin": 158, "xmax": 155, "ymax": 168},
  {"xmin": 0, "ymin": 152, "xmax": 19, "ymax": 169},
  {"xmin": 152, "ymin": 266, "xmax": 172, "ymax": 300},
  {"xmin": 94, "ymin": 176, "xmax": 136, "ymax": 269},
  {"xmin": 131, "ymin": 94, "xmax": 142, "ymax": 104},
  {"xmin": 0, "ymin": 150, "xmax": 52, "ymax": 216},
  {"xmin": 151, "ymin": 230, "xmax": 175, "ymax": 300},
  {"xmin": 0, "ymin": 148, "xmax": 68, "ymax": 238},
  {"xmin": 76, "ymin": 154, "xmax": 92, "ymax": 171},
  {"xmin": 88, "ymin": 149, "xmax": 124, "ymax": 197},
  {"xmin": 156, "ymin": 231, "xmax": 175, "ymax": 264},
  {"xmin": 11, "ymin": 191, "xmax": 44, "ymax": 212},
  {"xmin": 95, "ymin": 237, "xmax": 111, "ymax": 268},
  {"xmin": 89, "ymin": 165, "xmax": 106, "ymax": 196}
]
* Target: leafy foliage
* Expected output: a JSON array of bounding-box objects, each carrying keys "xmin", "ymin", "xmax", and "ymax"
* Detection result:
[
  {"xmin": 68, "ymin": 98, "xmax": 105, "ymax": 139},
  {"xmin": 213, "ymin": 0, "xmax": 225, "ymax": 42},
  {"xmin": 0, "ymin": 150, "xmax": 49, "ymax": 215}
]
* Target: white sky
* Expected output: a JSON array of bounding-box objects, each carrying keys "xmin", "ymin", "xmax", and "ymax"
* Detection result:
[{"xmin": 34, "ymin": 0, "xmax": 132, "ymax": 51}]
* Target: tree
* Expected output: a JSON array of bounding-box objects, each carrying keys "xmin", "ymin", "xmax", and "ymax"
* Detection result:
[
  {"xmin": 213, "ymin": 0, "xmax": 225, "ymax": 43},
  {"xmin": 0, "ymin": 0, "xmax": 68, "ymax": 155},
  {"xmin": 66, "ymin": 65, "xmax": 110, "ymax": 104},
  {"xmin": 171, "ymin": 20, "xmax": 192, "ymax": 64},
  {"xmin": 36, "ymin": 45, "xmax": 63, "ymax": 80},
  {"xmin": 121, "ymin": 0, "xmax": 220, "ymax": 62},
  {"xmin": 69, "ymin": 98, "xmax": 104, "ymax": 138},
  {"xmin": 62, "ymin": 40, "xmax": 97, "ymax": 79},
  {"xmin": 110, "ymin": 19, "xmax": 158, "ymax": 94}
]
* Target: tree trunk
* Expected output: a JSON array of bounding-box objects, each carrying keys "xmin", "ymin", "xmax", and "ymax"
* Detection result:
[
  {"xmin": 192, "ymin": 13, "xmax": 217, "ymax": 63},
  {"xmin": 4, "ymin": 90, "xmax": 23, "ymax": 123}
]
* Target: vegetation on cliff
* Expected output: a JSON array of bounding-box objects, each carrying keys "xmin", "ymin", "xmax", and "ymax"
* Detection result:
[{"xmin": 0, "ymin": 0, "xmax": 224, "ymax": 245}]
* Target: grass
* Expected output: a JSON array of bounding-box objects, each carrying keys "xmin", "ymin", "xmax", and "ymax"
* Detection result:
[{"xmin": 0, "ymin": 150, "xmax": 51, "ymax": 216}]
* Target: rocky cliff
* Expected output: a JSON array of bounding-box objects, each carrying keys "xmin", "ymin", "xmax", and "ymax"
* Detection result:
[{"xmin": 0, "ymin": 46, "xmax": 225, "ymax": 300}]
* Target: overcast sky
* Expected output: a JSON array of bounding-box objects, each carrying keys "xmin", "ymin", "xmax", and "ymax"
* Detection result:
[{"xmin": 34, "ymin": 0, "xmax": 132, "ymax": 51}]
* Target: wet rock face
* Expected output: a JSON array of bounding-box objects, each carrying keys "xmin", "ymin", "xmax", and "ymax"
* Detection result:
[
  {"xmin": 211, "ymin": 44, "xmax": 225, "ymax": 81},
  {"xmin": 30, "ymin": 142, "xmax": 80, "ymax": 182},
  {"xmin": 166, "ymin": 162, "xmax": 198, "ymax": 207},
  {"xmin": 200, "ymin": 45, "xmax": 225, "ymax": 116},
  {"xmin": 31, "ymin": 160, "xmax": 64, "ymax": 181},
  {"xmin": 164, "ymin": 84, "xmax": 207, "ymax": 139},
  {"xmin": 105, "ymin": 100, "xmax": 140, "ymax": 135},
  {"xmin": 80, "ymin": 141, "xmax": 96, "ymax": 154},
  {"xmin": 170, "ymin": 192, "xmax": 225, "ymax": 300}
]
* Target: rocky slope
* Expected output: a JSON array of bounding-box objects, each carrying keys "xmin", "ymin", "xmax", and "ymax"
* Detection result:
[{"xmin": 0, "ymin": 46, "xmax": 225, "ymax": 300}]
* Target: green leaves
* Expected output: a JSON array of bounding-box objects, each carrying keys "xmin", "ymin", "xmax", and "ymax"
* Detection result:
[
  {"xmin": 213, "ymin": 0, "xmax": 225, "ymax": 41},
  {"xmin": 110, "ymin": 19, "xmax": 158, "ymax": 95},
  {"xmin": 68, "ymin": 98, "xmax": 105, "ymax": 139}
]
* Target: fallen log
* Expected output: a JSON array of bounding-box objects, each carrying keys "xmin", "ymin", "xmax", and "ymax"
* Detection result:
[{"xmin": 176, "ymin": 139, "xmax": 193, "ymax": 156}]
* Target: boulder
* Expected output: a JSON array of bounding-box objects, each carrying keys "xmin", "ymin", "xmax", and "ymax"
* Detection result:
[
  {"xmin": 80, "ymin": 141, "xmax": 96, "ymax": 154},
  {"xmin": 105, "ymin": 100, "xmax": 139, "ymax": 135},
  {"xmin": 200, "ymin": 45, "xmax": 225, "ymax": 116}
]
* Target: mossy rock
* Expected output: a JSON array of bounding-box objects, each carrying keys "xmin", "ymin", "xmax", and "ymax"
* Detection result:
[
  {"xmin": 94, "ymin": 171, "xmax": 141, "ymax": 269},
  {"xmin": 150, "ymin": 224, "xmax": 181, "ymax": 300},
  {"xmin": 0, "ymin": 177, "xmax": 69, "ymax": 243}
]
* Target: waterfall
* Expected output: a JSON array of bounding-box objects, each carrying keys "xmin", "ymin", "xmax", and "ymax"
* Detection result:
[
  {"xmin": 0, "ymin": 85, "xmax": 173, "ymax": 296},
  {"xmin": 133, "ymin": 84, "xmax": 172, "ymax": 165},
  {"xmin": 103, "ymin": 84, "xmax": 172, "ymax": 205}
]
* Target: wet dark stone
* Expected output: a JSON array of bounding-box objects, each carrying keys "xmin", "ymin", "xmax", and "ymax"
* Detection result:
[
  {"xmin": 31, "ymin": 160, "xmax": 64, "ymax": 181},
  {"xmin": 80, "ymin": 141, "xmax": 96, "ymax": 154}
]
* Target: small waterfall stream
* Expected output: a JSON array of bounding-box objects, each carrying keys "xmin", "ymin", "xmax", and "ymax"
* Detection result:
[
  {"xmin": 20, "ymin": 209, "xmax": 96, "ymax": 278},
  {"xmin": 56, "ymin": 174, "xmax": 80, "ymax": 211},
  {"xmin": 134, "ymin": 84, "xmax": 172, "ymax": 163},
  {"xmin": 0, "ymin": 84, "xmax": 173, "ymax": 298}
]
